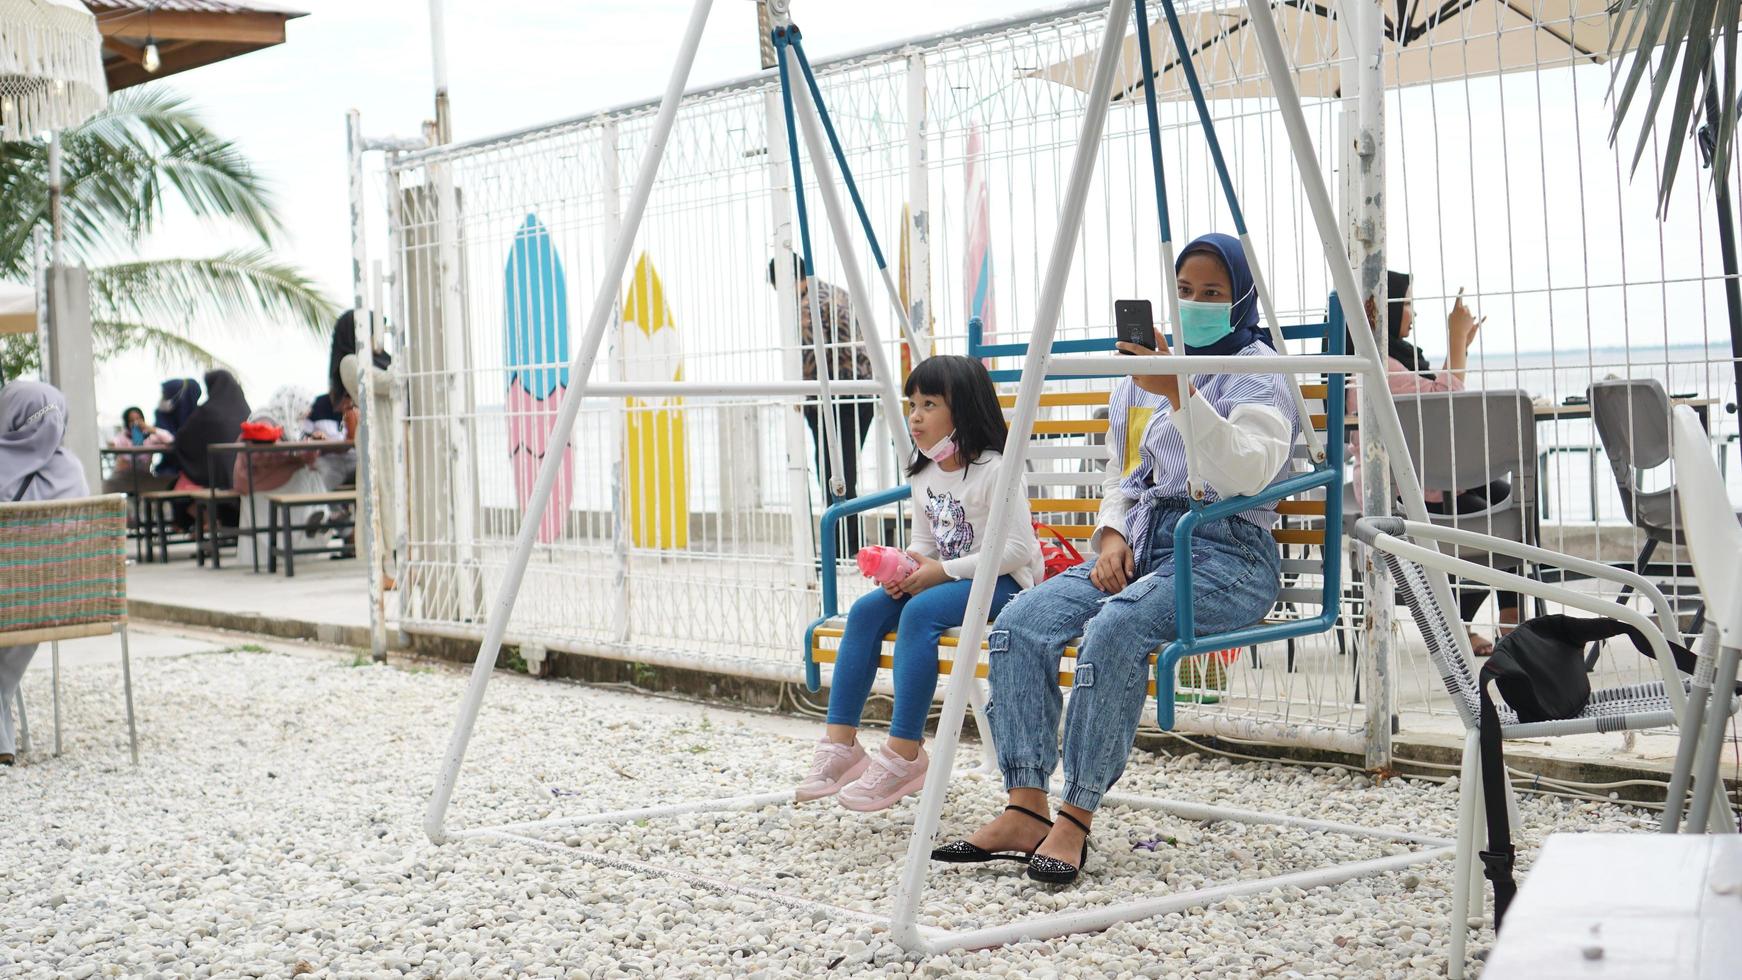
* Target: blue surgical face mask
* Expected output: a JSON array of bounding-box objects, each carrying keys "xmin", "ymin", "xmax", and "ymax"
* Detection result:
[{"xmin": 1177, "ymin": 298, "xmax": 1234, "ymax": 348}]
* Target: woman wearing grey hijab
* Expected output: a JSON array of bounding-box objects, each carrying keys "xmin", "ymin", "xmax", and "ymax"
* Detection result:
[{"xmin": 0, "ymin": 381, "xmax": 90, "ymax": 764}]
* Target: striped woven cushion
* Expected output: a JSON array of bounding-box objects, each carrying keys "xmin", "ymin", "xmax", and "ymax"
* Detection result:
[{"xmin": 0, "ymin": 500, "xmax": 127, "ymax": 632}]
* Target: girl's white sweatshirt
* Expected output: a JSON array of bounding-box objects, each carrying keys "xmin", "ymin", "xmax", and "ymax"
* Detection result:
[{"xmin": 908, "ymin": 451, "xmax": 1045, "ymax": 590}]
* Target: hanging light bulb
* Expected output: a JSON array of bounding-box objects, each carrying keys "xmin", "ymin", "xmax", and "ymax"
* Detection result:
[{"xmin": 143, "ymin": 39, "xmax": 161, "ymax": 74}]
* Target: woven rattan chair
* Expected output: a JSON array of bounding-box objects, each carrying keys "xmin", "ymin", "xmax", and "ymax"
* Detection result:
[
  {"xmin": 1351, "ymin": 515, "xmax": 1734, "ymax": 977},
  {"xmin": 0, "ymin": 494, "xmax": 136, "ymax": 763}
]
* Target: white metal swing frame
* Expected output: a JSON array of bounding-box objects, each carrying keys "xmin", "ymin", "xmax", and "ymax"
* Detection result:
[{"xmin": 415, "ymin": 0, "xmax": 1662, "ymax": 957}]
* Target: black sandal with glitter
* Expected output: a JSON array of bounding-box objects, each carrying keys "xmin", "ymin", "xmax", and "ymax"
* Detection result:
[
  {"xmin": 931, "ymin": 804, "xmax": 1053, "ymax": 864},
  {"xmin": 1026, "ymin": 809, "xmax": 1090, "ymax": 885}
]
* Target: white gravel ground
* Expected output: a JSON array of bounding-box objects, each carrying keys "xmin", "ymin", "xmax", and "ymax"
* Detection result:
[{"xmin": 0, "ymin": 640, "xmax": 1657, "ymax": 978}]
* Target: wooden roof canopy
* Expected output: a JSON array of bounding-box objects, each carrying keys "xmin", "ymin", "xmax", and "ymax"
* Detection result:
[{"xmin": 90, "ymin": 1, "xmax": 307, "ymax": 92}]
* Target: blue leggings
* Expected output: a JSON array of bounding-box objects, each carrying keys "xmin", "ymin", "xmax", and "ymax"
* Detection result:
[{"xmin": 825, "ymin": 575, "xmax": 1022, "ymax": 742}]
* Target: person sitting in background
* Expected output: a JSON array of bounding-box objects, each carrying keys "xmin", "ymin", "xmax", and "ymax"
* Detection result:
[
  {"xmin": 0, "ymin": 381, "xmax": 90, "ymax": 766},
  {"xmin": 151, "ymin": 378, "xmax": 201, "ymax": 482},
  {"xmin": 1350, "ymin": 272, "xmax": 1516, "ymax": 655},
  {"xmin": 102, "ymin": 405, "xmax": 176, "ymax": 495},
  {"xmin": 167, "ymin": 370, "xmax": 251, "ymax": 532},
  {"xmin": 232, "ymin": 387, "xmax": 328, "ymax": 566}
]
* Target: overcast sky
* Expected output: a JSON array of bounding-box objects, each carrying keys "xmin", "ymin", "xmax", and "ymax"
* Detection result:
[{"xmin": 101, "ymin": 0, "xmax": 1020, "ymax": 423}]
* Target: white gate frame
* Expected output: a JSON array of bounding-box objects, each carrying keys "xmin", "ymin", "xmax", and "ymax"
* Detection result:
[{"xmin": 420, "ymin": 0, "xmax": 1480, "ymax": 954}]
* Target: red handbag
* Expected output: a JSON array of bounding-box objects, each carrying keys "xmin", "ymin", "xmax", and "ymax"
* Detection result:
[{"xmin": 1032, "ymin": 520, "xmax": 1084, "ymax": 581}]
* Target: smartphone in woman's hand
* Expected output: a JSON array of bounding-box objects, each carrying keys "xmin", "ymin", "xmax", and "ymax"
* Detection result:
[{"xmin": 1115, "ymin": 299, "xmax": 1156, "ymax": 352}]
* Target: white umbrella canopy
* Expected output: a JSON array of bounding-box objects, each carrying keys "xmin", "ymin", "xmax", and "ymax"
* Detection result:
[
  {"xmin": 1, "ymin": 280, "xmax": 39, "ymax": 335},
  {"xmin": 0, "ymin": 0, "xmax": 108, "ymax": 139},
  {"xmin": 1032, "ymin": 0, "xmax": 1619, "ymax": 103}
]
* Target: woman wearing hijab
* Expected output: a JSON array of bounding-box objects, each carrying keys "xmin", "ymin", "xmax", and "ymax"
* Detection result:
[
  {"xmin": 166, "ymin": 370, "xmax": 250, "ymax": 533},
  {"xmin": 151, "ymin": 377, "xmax": 202, "ymax": 480},
  {"xmin": 169, "ymin": 370, "xmax": 250, "ymax": 492},
  {"xmin": 0, "ymin": 381, "xmax": 90, "ymax": 765},
  {"xmin": 1350, "ymin": 272, "xmax": 1516, "ymax": 653},
  {"xmin": 932, "ymin": 234, "xmax": 1298, "ymax": 885}
]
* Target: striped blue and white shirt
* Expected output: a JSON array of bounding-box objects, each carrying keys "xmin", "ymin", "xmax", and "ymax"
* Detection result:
[{"xmin": 1091, "ymin": 340, "xmax": 1299, "ymax": 556}]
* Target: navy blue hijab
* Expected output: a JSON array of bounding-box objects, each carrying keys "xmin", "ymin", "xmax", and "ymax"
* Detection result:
[
  {"xmin": 155, "ymin": 377, "xmax": 201, "ymax": 433},
  {"xmin": 1176, "ymin": 233, "xmax": 1270, "ymax": 356}
]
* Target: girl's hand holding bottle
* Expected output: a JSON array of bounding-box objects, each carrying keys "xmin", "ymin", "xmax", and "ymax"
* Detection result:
[{"xmin": 894, "ymin": 554, "xmax": 950, "ymax": 596}]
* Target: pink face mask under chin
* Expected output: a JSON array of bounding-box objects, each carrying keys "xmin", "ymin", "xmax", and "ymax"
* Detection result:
[{"xmin": 919, "ymin": 431, "xmax": 958, "ymax": 462}]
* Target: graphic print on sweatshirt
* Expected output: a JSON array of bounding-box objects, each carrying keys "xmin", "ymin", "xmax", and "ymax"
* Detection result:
[{"xmin": 926, "ymin": 486, "xmax": 974, "ymax": 560}]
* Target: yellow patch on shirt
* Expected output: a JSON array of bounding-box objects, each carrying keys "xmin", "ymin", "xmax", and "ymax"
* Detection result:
[{"xmin": 1123, "ymin": 406, "xmax": 1155, "ymax": 477}]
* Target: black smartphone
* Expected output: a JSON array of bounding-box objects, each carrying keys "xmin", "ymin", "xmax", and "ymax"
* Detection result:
[{"xmin": 1114, "ymin": 299, "xmax": 1156, "ymax": 351}]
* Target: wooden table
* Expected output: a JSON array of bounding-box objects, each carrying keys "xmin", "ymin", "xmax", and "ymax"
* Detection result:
[
  {"xmin": 209, "ymin": 440, "xmax": 354, "ymax": 573},
  {"xmin": 99, "ymin": 445, "xmax": 163, "ymax": 562}
]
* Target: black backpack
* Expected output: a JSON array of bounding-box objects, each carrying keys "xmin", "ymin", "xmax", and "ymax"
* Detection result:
[{"xmin": 1477, "ymin": 615, "xmax": 1704, "ymax": 930}]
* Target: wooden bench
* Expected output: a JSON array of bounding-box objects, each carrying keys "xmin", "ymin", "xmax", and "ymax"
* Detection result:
[
  {"xmin": 804, "ymin": 307, "xmax": 1349, "ymax": 731},
  {"xmin": 265, "ymin": 491, "xmax": 358, "ymax": 577},
  {"xmin": 141, "ymin": 488, "xmax": 241, "ymax": 567}
]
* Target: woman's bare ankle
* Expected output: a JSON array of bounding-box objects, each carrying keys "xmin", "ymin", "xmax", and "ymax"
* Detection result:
[{"xmin": 965, "ymin": 793, "xmax": 1051, "ymax": 849}]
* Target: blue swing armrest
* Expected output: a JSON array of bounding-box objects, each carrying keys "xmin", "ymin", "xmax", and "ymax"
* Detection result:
[
  {"xmin": 1152, "ymin": 469, "xmax": 1347, "ymax": 729},
  {"xmin": 1153, "ymin": 299, "xmax": 1350, "ymax": 728},
  {"xmin": 802, "ymin": 484, "xmax": 913, "ymax": 692}
]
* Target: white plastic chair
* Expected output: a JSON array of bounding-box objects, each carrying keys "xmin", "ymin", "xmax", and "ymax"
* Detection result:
[{"xmin": 1662, "ymin": 406, "xmax": 1742, "ymax": 833}]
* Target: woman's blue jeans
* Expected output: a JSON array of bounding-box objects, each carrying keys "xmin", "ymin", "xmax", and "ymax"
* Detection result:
[
  {"xmin": 826, "ymin": 575, "xmax": 1021, "ymax": 742},
  {"xmin": 985, "ymin": 507, "xmax": 1281, "ymax": 811}
]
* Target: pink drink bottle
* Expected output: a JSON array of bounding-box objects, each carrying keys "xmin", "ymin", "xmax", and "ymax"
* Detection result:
[{"xmin": 856, "ymin": 545, "xmax": 919, "ymax": 587}]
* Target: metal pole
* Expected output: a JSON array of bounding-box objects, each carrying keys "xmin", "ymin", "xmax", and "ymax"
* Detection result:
[
  {"xmin": 1699, "ymin": 84, "xmax": 1742, "ymax": 415},
  {"xmin": 40, "ymin": 135, "xmax": 63, "ymax": 383},
  {"xmin": 602, "ymin": 120, "xmax": 632, "ymax": 641},
  {"xmin": 347, "ymin": 110, "xmax": 389, "ymax": 663},
  {"xmin": 383, "ymin": 153, "xmax": 414, "ymax": 647},
  {"xmin": 762, "ymin": 90, "xmax": 822, "ymax": 587},
  {"xmin": 47, "ymin": 132, "xmax": 64, "ymax": 268},
  {"xmin": 887, "ymin": 0, "xmax": 1134, "ymax": 950},
  {"xmin": 905, "ymin": 51, "xmax": 932, "ymax": 361},
  {"xmin": 32, "ymin": 227, "xmax": 50, "ymax": 382},
  {"xmin": 789, "ymin": 72, "xmax": 915, "ymax": 462},
  {"xmin": 424, "ymin": 0, "xmax": 717, "ymax": 845},
  {"xmin": 789, "ymin": 38, "xmax": 925, "ymax": 368},
  {"xmin": 429, "ymin": 0, "xmax": 453, "ymax": 144},
  {"xmin": 1350, "ymin": 0, "xmax": 1393, "ymax": 770},
  {"xmin": 771, "ymin": 29, "xmax": 848, "ymax": 500},
  {"xmin": 1240, "ymin": 0, "xmax": 1463, "ymax": 666}
]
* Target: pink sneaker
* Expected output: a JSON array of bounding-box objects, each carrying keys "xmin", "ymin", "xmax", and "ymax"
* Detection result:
[
  {"xmin": 795, "ymin": 738, "xmax": 869, "ymax": 802},
  {"xmin": 837, "ymin": 742, "xmax": 929, "ymax": 812}
]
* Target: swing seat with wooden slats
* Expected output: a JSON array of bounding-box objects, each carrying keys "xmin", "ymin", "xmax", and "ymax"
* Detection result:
[{"xmin": 803, "ymin": 305, "xmax": 1348, "ymax": 729}]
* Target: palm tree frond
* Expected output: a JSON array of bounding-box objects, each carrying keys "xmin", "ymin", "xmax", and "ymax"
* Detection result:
[
  {"xmin": 93, "ymin": 320, "xmax": 231, "ymax": 372},
  {"xmin": 43, "ymin": 87, "xmax": 281, "ymax": 259},
  {"xmin": 1610, "ymin": 0, "xmax": 1742, "ymax": 213},
  {"xmin": 90, "ymin": 250, "xmax": 340, "ymax": 339}
]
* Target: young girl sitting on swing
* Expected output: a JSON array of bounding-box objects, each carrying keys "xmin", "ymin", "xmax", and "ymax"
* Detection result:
[{"xmin": 796, "ymin": 354, "xmax": 1043, "ymax": 811}]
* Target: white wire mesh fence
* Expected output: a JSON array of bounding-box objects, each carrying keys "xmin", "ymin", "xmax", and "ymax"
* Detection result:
[{"xmin": 382, "ymin": 0, "xmax": 1741, "ymax": 751}]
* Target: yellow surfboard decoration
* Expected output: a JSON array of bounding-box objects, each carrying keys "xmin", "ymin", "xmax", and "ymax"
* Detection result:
[{"xmin": 621, "ymin": 253, "xmax": 689, "ymax": 549}]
